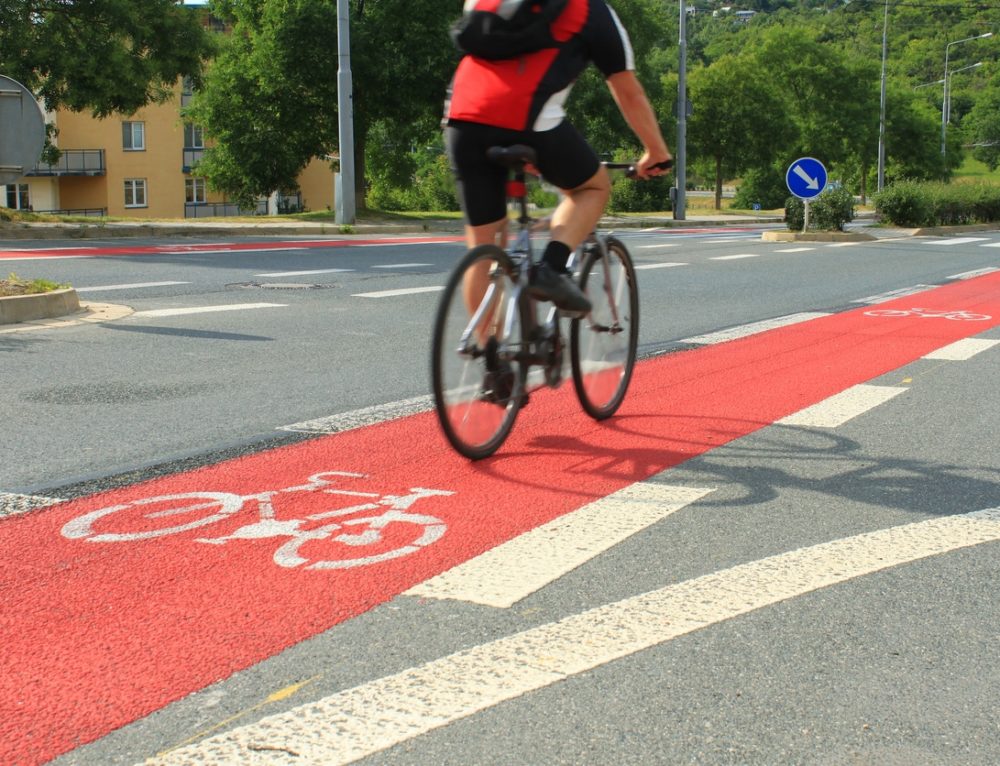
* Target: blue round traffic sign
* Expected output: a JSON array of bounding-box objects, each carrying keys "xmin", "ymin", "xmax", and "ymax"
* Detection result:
[{"xmin": 785, "ymin": 157, "xmax": 828, "ymax": 200}]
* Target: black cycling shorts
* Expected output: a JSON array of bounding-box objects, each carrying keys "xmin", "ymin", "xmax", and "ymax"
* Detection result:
[{"xmin": 446, "ymin": 119, "xmax": 601, "ymax": 226}]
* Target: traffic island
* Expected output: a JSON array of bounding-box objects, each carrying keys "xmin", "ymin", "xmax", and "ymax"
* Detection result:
[
  {"xmin": 0, "ymin": 287, "xmax": 81, "ymax": 325},
  {"xmin": 762, "ymin": 230, "xmax": 877, "ymax": 243}
]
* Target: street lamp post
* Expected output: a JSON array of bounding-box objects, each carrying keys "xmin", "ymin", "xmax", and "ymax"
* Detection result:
[
  {"xmin": 941, "ymin": 32, "xmax": 992, "ymax": 158},
  {"xmin": 877, "ymin": 0, "xmax": 889, "ymax": 193},
  {"xmin": 945, "ymin": 61, "xmax": 983, "ymax": 124}
]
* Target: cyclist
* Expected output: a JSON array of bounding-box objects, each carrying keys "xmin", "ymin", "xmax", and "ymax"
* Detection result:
[{"xmin": 444, "ymin": 0, "xmax": 673, "ymax": 317}]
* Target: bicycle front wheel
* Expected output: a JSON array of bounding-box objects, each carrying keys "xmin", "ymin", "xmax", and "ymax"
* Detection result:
[
  {"xmin": 431, "ymin": 244, "xmax": 528, "ymax": 459},
  {"xmin": 570, "ymin": 236, "xmax": 639, "ymax": 420}
]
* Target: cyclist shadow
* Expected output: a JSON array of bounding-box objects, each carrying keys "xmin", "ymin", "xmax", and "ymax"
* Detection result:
[{"xmin": 473, "ymin": 411, "xmax": 1000, "ymax": 519}]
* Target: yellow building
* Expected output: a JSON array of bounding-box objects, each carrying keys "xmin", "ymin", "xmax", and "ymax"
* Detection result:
[{"xmin": 4, "ymin": 82, "xmax": 336, "ymax": 219}]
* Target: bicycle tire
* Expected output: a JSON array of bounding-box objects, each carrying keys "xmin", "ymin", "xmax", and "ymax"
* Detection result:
[
  {"xmin": 431, "ymin": 244, "xmax": 529, "ymax": 459},
  {"xmin": 61, "ymin": 492, "xmax": 243, "ymax": 542},
  {"xmin": 570, "ymin": 236, "xmax": 639, "ymax": 420}
]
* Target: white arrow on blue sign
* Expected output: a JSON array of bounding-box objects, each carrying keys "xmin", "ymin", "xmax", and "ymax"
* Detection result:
[{"xmin": 785, "ymin": 157, "xmax": 828, "ymax": 200}]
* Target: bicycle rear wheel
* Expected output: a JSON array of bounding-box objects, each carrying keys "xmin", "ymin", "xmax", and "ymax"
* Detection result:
[
  {"xmin": 431, "ymin": 244, "xmax": 528, "ymax": 459},
  {"xmin": 570, "ymin": 236, "xmax": 639, "ymax": 420}
]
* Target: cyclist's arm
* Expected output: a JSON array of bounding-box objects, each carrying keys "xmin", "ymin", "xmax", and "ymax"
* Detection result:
[{"xmin": 605, "ymin": 70, "xmax": 672, "ymax": 179}]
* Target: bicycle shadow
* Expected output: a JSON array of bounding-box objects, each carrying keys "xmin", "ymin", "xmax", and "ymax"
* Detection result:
[{"xmin": 467, "ymin": 410, "xmax": 1000, "ymax": 519}]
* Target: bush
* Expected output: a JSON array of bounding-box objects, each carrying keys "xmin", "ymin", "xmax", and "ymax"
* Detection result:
[
  {"xmin": 784, "ymin": 186, "xmax": 855, "ymax": 231},
  {"xmin": 874, "ymin": 181, "xmax": 1000, "ymax": 227},
  {"xmin": 608, "ymin": 173, "xmax": 672, "ymax": 213},
  {"xmin": 733, "ymin": 167, "xmax": 788, "ymax": 210}
]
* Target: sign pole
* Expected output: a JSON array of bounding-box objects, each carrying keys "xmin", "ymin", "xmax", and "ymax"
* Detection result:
[{"xmin": 335, "ymin": 0, "xmax": 356, "ymax": 225}]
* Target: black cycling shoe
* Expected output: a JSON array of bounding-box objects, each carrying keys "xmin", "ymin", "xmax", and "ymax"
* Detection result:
[{"xmin": 528, "ymin": 262, "xmax": 591, "ymax": 317}]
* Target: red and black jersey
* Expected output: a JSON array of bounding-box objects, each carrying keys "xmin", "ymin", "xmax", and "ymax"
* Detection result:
[{"xmin": 446, "ymin": 0, "xmax": 635, "ymax": 132}]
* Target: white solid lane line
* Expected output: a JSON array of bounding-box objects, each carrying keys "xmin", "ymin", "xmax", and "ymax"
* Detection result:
[
  {"xmin": 0, "ymin": 493, "xmax": 64, "ymax": 519},
  {"xmin": 75, "ymin": 281, "xmax": 190, "ymax": 292},
  {"xmin": 279, "ymin": 396, "xmax": 434, "ymax": 434},
  {"xmin": 778, "ymin": 384, "xmax": 907, "ymax": 428},
  {"xmin": 851, "ymin": 285, "xmax": 935, "ymax": 304},
  {"xmin": 254, "ymin": 269, "xmax": 353, "ymax": 276},
  {"xmin": 681, "ymin": 312, "xmax": 831, "ymax": 345},
  {"xmin": 132, "ymin": 303, "xmax": 286, "ymax": 318},
  {"xmin": 633, "ymin": 262, "xmax": 687, "ymax": 270},
  {"xmin": 948, "ymin": 267, "xmax": 1000, "ymax": 279},
  {"xmin": 145, "ymin": 506, "xmax": 1000, "ymax": 766},
  {"xmin": 406, "ymin": 483, "xmax": 715, "ymax": 608}
]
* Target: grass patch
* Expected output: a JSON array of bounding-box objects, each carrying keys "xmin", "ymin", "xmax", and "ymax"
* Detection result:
[{"xmin": 0, "ymin": 273, "xmax": 71, "ymax": 297}]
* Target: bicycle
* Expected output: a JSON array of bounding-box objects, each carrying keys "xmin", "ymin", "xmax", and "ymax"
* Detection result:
[
  {"xmin": 431, "ymin": 144, "xmax": 644, "ymax": 460},
  {"xmin": 61, "ymin": 471, "xmax": 453, "ymax": 570}
]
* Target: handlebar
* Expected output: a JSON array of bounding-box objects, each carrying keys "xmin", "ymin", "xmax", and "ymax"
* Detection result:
[{"xmin": 604, "ymin": 159, "xmax": 673, "ymax": 179}]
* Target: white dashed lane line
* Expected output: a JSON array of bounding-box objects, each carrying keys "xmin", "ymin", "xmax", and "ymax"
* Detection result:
[
  {"xmin": 778, "ymin": 384, "xmax": 908, "ymax": 428},
  {"xmin": 75, "ymin": 281, "xmax": 190, "ymax": 292},
  {"xmin": 633, "ymin": 262, "xmax": 687, "ymax": 270},
  {"xmin": 132, "ymin": 303, "xmax": 287, "ymax": 318},
  {"xmin": 710, "ymin": 253, "xmax": 759, "ymax": 261},
  {"xmin": 351, "ymin": 286, "xmax": 445, "ymax": 299},
  {"xmin": 255, "ymin": 269, "xmax": 353, "ymax": 277}
]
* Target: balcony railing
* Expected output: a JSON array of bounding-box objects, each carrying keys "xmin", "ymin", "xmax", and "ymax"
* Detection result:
[
  {"xmin": 28, "ymin": 149, "xmax": 105, "ymax": 177},
  {"xmin": 182, "ymin": 148, "xmax": 205, "ymax": 173}
]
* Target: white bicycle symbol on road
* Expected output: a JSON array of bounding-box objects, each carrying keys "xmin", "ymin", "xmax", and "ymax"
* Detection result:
[
  {"xmin": 61, "ymin": 471, "xmax": 453, "ymax": 570},
  {"xmin": 864, "ymin": 307, "xmax": 991, "ymax": 320}
]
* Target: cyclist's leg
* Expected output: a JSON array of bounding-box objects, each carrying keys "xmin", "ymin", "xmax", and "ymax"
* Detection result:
[{"xmin": 533, "ymin": 121, "xmax": 609, "ymax": 261}]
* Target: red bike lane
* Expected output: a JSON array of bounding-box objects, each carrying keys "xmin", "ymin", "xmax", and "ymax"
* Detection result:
[{"xmin": 4, "ymin": 272, "xmax": 1000, "ymax": 765}]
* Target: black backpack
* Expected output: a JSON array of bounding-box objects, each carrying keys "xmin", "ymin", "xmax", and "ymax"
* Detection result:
[{"xmin": 451, "ymin": 0, "xmax": 571, "ymax": 61}]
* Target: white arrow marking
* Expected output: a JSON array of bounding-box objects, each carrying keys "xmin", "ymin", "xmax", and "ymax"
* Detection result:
[{"xmin": 793, "ymin": 164, "xmax": 820, "ymax": 190}]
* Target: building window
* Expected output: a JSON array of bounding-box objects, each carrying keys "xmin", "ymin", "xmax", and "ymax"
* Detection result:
[
  {"xmin": 183, "ymin": 123, "xmax": 204, "ymax": 149},
  {"xmin": 185, "ymin": 177, "xmax": 207, "ymax": 204},
  {"xmin": 122, "ymin": 121, "xmax": 145, "ymax": 151},
  {"xmin": 4, "ymin": 184, "xmax": 30, "ymax": 210},
  {"xmin": 124, "ymin": 178, "xmax": 147, "ymax": 208}
]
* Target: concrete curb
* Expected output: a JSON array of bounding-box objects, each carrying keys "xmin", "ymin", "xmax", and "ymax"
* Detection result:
[
  {"xmin": 0, "ymin": 300, "xmax": 133, "ymax": 334},
  {"xmin": 910, "ymin": 223, "xmax": 1000, "ymax": 236},
  {"xmin": 0, "ymin": 287, "xmax": 80, "ymax": 325},
  {"xmin": 761, "ymin": 230, "xmax": 877, "ymax": 243}
]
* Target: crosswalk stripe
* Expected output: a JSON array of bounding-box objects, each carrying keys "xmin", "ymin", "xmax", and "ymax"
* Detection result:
[{"xmin": 145, "ymin": 506, "xmax": 1000, "ymax": 766}]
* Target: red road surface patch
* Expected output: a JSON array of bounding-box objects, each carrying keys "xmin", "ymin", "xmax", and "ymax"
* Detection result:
[
  {"xmin": 3, "ymin": 273, "xmax": 1000, "ymax": 764},
  {"xmin": 0, "ymin": 236, "xmax": 463, "ymax": 260}
]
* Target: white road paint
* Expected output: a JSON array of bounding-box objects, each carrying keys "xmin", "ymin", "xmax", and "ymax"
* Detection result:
[
  {"xmin": 254, "ymin": 269, "xmax": 353, "ymax": 277},
  {"xmin": 980, "ymin": 242, "xmax": 1000, "ymax": 248},
  {"xmin": 635, "ymin": 243, "xmax": 678, "ymax": 249},
  {"xmin": 279, "ymin": 396, "xmax": 434, "ymax": 434},
  {"xmin": 75, "ymin": 281, "xmax": 190, "ymax": 292},
  {"xmin": 710, "ymin": 253, "xmax": 759, "ymax": 261},
  {"xmin": 406, "ymin": 484, "xmax": 715, "ymax": 608},
  {"xmin": 923, "ymin": 338, "xmax": 1000, "ymax": 361},
  {"xmin": 682, "ymin": 312, "xmax": 831, "ymax": 345},
  {"xmin": 923, "ymin": 237, "xmax": 991, "ymax": 246},
  {"xmin": 351, "ymin": 286, "xmax": 444, "ymax": 299},
  {"xmin": 371, "ymin": 263, "xmax": 433, "ymax": 269},
  {"xmin": 159, "ymin": 247, "xmax": 307, "ymax": 255},
  {"xmin": 825, "ymin": 241, "xmax": 863, "ymax": 247},
  {"xmin": 633, "ymin": 262, "xmax": 687, "ymax": 270},
  {"xmin": 0, "ymin": 493, "xmax": 64, "ymax": 519},
  {"xmin": 778, "ymin": 384, "xmax": 907, "ymax": 427},
  {"xmin": 0, "ymin": 254, "xmax": 90, "ymax": 262},
  {"xmin": 145, "ymin": 506, "xmax": 1000, "ymax": 766},
  {"xmin": 851, "ymin": 285, "xmax": 935, "ymax": 304},
  {"xmin": 132, "ymin": 303, "xmax": 286, "ymax": 318},
  {"xmin": 774, "ymin": 247, "xmax": 815, "ymax": 253},
  {"xmin": 948, "ymin": 267, "xmax": 1000, "ymax": 279}
]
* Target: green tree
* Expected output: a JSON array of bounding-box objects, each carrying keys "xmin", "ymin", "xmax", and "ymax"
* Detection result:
[
  {"xmin": 965, "ymin": 82, "xmax": 1000, "ymax": 171},
  {"xmin": 687, "ymin": 55, "xmax": 793, "ymax": 208},
  {"xmin": 0, "ymin": 0, "xmax": 213, "ymax": 116},
  {"xmin": 189, "ymin": 0, "xmax": 455, "ymax": 210}
]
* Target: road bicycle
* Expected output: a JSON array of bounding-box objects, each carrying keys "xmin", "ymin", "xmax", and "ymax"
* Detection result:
[
  {"xmin": 431, "ymin": 145, "xmax": 644, "ymax": 460},
  {"xmin": 864, "ymin": 307, "xmax": 991, "ymax": 321},
  {"xmin": 61, "ymin": 471, "xmax": 453, "ymax": 570}
]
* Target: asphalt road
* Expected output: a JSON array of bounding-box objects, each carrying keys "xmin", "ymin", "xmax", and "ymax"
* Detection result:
[{"xmin": 3, "ymin": 223, "xmax": 1000, "ymax": 766}]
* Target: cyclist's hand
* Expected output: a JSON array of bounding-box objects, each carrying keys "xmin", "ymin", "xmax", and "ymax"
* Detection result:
[{"xmin": 635, "ymin": 152, "xmax": 673, "ymax": 180}]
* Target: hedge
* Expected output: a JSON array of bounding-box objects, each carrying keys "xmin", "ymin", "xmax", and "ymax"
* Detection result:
[
  {"xmin": 873, "ymin": 181, "xmax": 1000, "ymax": 227},
  {"xmin": 784, "ymin": 186, "xmax": 855, "ymax": 231}
]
